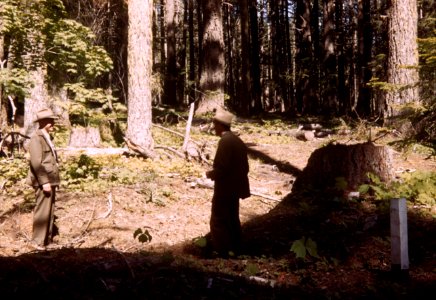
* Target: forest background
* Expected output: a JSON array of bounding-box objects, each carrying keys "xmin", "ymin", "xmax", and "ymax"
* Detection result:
[
  {"xmin": 0, "ymin": 0, "xmax": 435, "ymax": 298},
  {"xmin": 0, "ymin": 0, "xmax": 434, "ymax": 150}
]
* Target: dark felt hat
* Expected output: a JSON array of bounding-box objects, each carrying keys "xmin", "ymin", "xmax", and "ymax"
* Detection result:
[{"xmin": 213, "ymin": 110, "xmax": 234, "ymax": 126}]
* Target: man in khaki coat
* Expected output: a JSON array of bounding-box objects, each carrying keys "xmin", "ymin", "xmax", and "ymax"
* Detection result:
[
  {"xmin": 26, "ymin": 108, "xmax": 60, "ymax": 250},
  {"xmin": 206, "ymin": 109, "xmax": 250, "ymax": 257}
]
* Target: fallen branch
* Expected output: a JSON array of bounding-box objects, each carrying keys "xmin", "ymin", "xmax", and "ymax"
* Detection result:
[
  {"xmin": 192, "ymin": 178, "xmax": 281, "ymax": 201},
  {"xmin": 153, "ymin": 123, "xmax": 202, "ymax": 147},
  {"xmin": 95, "ymin": 192, "xmax": 113, "ymax": 220},
  {"xmin": 83, "ymin": 199, "xmax": 98, "ymax": 233},
  {"xmin": 155, "ymin": 145, "xmax": 185, "ymax": 158},
  {"xmin": 250, "ymin": 191, "xmax": 281, "ymax": 202}
]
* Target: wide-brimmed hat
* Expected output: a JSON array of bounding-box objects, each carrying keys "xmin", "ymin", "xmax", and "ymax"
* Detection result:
[
  {"xmin": 34, "ymin": 108, "xmax": 58, "ymax": 122},
  {"xmin": 213, "ymin": 109, "xmax": 234, "ymax": 126}
]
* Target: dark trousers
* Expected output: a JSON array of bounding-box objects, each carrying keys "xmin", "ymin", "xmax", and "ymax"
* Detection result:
[
  {"xmin": 210, "ymin": 194, "xmax": 241, "ymax": 255},
  {"xmin": 32, "ymin": 187, "xmax": 56, "ymax": 246}
]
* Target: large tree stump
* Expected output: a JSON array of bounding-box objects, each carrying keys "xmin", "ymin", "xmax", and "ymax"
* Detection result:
[
  {"xmin": 68, "ymin": 126, "xmax": 101, "ymax": 148},
  {"xmin": 292, "ymin": 142, "xmax": 394, "ymax": 192}
]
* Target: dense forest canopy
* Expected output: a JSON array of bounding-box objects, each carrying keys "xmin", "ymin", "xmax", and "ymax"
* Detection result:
[{"xmin": 0, "ymin": 0, "xmax": 434, "ymax": 149}]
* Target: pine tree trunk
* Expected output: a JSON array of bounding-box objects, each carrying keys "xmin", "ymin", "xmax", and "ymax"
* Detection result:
[
  {"xmin": 196, "ymin": 0, "xmax": 225, "ymax": 114},
  {"xmin": 239, "ymin": 0, "xmax": 251, "ymax": 115},
  {"xmin": 163, "ymin": 0, "xmax": 178, "ymax": 106},
  {"xmin": 322, "ymin": 0, "xmax": 337, "ymax": 114},
  {"xmin": 126, "ymin": 0, "xmax": 154, "ymax": 154},
  {"xmin": 188, "ymin": 0, "xmax": 196, "ymax": 104},
  {"xmin": 249, "ymin": 0, "xmax": 262, "ymax": 115},
  {"xmin": 385, "ymin": 0, "xmax": 419, "ymax": 120},
  {"xmin": 24, "ymin": 68, "xmax": 49, "ymax": 138},
  {"xmin": 295, "ymin": 0, "xmax": 314, "ymax": 114},
  {"xmin": 0, "ymin": 3, "xmax": 6, "ymax": 130}
]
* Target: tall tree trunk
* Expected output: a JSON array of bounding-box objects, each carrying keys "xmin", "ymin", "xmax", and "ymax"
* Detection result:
[
  {"xmin": 159, "ymin": 0, "xmax": 166, "ymax": 106},
  {"xmin": 295, "ymin": 0, "xmax": 313, "ymax": 113},
  {"xmin": 355, "ymin": 0, "xmax": 373, "ymax": 117},
  {"xmin": 335, "ymin": 0, "xmax": 347, "ymax": 115},
  {"xmin": 24, "ymin": 68, "xmax": 49, "ymax": 137},
  {"xmin": 310, "ymin": 0, "xmax": 321, "ymax": 114},
  {"xmin": 239, "ymin": 0, "xmax": 251, "ymax": 116},
  {"xmin": 223, "ymin": 4, "xmax": 235, "ymax": 109},
  {"xmin": 249, "ymin": 0, "xmax": 262, "ymax": 115},
  {"xmin": 23, "ymin": 14, "xmax": 49, "ymax": 139},
  {"xmin": 177, "ymin": 0, "xmax": 186, "ymax": 106},
  {"xmin": 270, "ymin": 1, "xmax": 280, "ymax": 110},
  {"xmin": 126, "ymin": 0, "xmax": 154, "ymax": 154},
  {"xmin": 384, "ymin": 0, "xmax": 419, "ymax": 121},
  {"xmin": 164, "ymin": 0, "xmax": 178, "ymax": 106},
  {"xmin": 0, "ymin": 3, "xmax": 6, "ymax": 130},
  {"xmin": 188, "ymin": 0, "xmax": 196, "ymax": 104},
  {"xmin": 322, "ymin": 0, "xmax": 337, "ymax": 114},
  {"xmin": 196, "ymin": 0, "xmax": 225, "ymax": 114}
]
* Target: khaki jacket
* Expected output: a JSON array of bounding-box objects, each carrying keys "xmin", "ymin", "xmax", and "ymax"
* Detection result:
[{"xmin": 26, "ymin": 129, "xmax": 60, "ymax": 187}]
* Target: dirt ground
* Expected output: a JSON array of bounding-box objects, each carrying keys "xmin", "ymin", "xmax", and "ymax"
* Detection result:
[{"xmin": 0, "ymin": 124, "xmax": 435, "ymax": 299}]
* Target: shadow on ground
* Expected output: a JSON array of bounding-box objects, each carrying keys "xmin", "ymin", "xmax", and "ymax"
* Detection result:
[{"xmin": 0, "ymin": 147, "xmax": 434, "ymax": 299}]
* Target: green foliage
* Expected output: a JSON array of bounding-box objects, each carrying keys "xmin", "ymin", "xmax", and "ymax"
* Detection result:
[
  {"xmin": 334, "ymin": 177, "xmax": 348, "ymax": 191},
  {"xmin": 64, "ymin": 82, "xmax": 118, "ymax": 125},
  {"xmin": 245, "ymin": 263, "xmax": 259, "ymax": 276},
  {"xmin": 0, "ymin": 68, "xmax": 32, "ymax": 99},
  {"xmin": 0, "ymin": 156, "xmax": 28, "ymax": 193},
  {"xmin": 193, "ymin": 236, "xmax": 207, "ymax": 248},
  {"xmin": 362, "ymin": 171, "xmax": 436, "ymax": 206},
  {"xmin": 1, "ymin": 0, "xmax": 116, "ymax": 126},
  {"xmin": 290, "ymin": 236, "xmax": 320, "ymax": 260},
  {"xmin": 48, "ymin": 19, "xmax": 113, "ymax": 82},
  {"xmin": 134, "ymin": 228, "xmax": 153, "ymax": 243},
  {"xmin": 61, "ymin": 154, "xmax": 102, "ymax": 187}
]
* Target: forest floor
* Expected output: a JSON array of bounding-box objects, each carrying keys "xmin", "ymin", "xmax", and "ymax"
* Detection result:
[{"xmin": 0, "ymin": 115, "xmax": 435, "ymax": 299}]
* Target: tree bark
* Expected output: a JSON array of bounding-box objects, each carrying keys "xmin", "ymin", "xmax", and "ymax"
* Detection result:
[
  {"xmin": 355, "ymin": 0, "xmax": 373, "ymax": 117},
  {"xmin": 295, "ymin": 0, "xmax": 315, "ymax": 114},
  {"xmin": 239, "ymin": 0, "xmax": 251, "ymax": 116},
  {"xmin": 249, "ymin": 0, "xmax": 262, "ymax": 115},
  {"xmin": 163, "ymin": 0, "xmax": 178, "ymax": 106},
  {"xmin": 196, "ymin": 0, "xmax": 225, "ymax": 114},
  {"xmin": 24, "ymin": 68, "xmax": 49, "ymax": 139},
  {"xmin": 126, "ymin": 0, "xmax": 154, "ymax": 155},
  {"xmin": 322, "ymin": 0, "xmax": 337, "ymax": 114},
  {"xmin": 0, "ymin": 2, "xmax": 6, "ymax": 130},
  {"xmin": 188, "ymin": 0, "xmax": 196, "ymax": 104},
  {"xmin": 385, "ymin": 0, "xmax": 419, "ymax": 121}
]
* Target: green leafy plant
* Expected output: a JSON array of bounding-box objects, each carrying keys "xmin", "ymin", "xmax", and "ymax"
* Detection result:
[
  {"xmin": 193, "ymin": 236, "xmax": 207, "ymax": 248},
  {"xmin": 361, "ymin": 171, "xmax": 436, "ymax": 207},
  {"xmin": 134, "ymin": 228, "xmax": 153, "ymax": 243},
  {"xmin": 291, "ymin": 236, "xmax": 320, "ymax": 259},
  {"xmin": 245, "ymin": 263, "xmax": 259, "ymax": 276},
  {"xmin": 0, "ymin": 156, "xmax": 28, "ymax": 194},
  {"xmin": 62, "ymin": 154, "xmax": 102, "ymax": 187}
]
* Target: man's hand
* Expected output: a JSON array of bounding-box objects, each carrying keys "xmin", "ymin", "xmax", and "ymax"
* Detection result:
[
  {"xmin": 206, "ymin": 170, "xmax": 215, "ymax": 180},
  {"xmin": 42, "ymin": 183, "xmax": 52, "ymax": 195}
]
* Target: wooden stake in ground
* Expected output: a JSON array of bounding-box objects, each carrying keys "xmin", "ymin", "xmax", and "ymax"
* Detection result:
[{"xmin": 390, "ymin": 198, "xmax": 409, "ymax": 275}]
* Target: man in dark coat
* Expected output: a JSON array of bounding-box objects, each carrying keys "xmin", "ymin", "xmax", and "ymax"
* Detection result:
[
  {"xmin": 206, "ymin": 109, "xmax": 250, "ymax": 257},
  {"xmin": 26, "ymin": 108, "xmax": 60, "ymax": 250}
]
